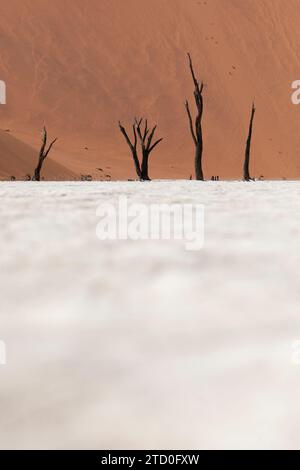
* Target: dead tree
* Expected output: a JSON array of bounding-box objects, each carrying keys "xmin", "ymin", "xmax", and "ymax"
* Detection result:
[
  {"xmin": 185, "ymin": 53, "xmax": 204, "ymax": 181},
  {"xmin": 33, "ymin": 127, "xmax": 57, "ymax": 181},
  {"xmin": 118, "ymin": 118, "xmax": 163, "ymax": 181},
  {"xmin": 243, "ymin": 103, "xmax": 256, "ymax": 181}
]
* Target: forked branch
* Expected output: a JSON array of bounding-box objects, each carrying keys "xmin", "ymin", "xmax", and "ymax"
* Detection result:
[{"xmin": 119, "ymin": 118, "xmax": 163, "ymax": 181}]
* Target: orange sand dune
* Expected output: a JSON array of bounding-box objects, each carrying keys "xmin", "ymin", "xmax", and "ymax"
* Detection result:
[
  {"xmin": 0, "ymin": 0, "xmax": 300, "ymax": 180},
  {"xmin": 0, "ymin": 130, "xmax": 75, "ymax": 180}
]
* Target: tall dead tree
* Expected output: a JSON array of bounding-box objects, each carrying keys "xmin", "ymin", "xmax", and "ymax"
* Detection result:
[
  {"xmin": 33, "ymin": 127, "xmax": 57, "ymax": 181},
  {"xmin": 243, "ymin": 103, "xmax": 256, "ymax": 181},
  {"xmin": 118, "ymin": 118, "xmax": 163, "ymax": 181},
  {"xmin": 185, "ymin": 53, "xmax": 204, "ymax": 181}
]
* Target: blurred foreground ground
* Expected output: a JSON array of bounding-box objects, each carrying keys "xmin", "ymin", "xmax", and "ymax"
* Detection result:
[{"xmin": 1, "ymin": 181, "xmax": 300, "ymax": 449}]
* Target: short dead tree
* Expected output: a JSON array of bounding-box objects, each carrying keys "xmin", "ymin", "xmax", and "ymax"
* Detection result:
[
  {"xmin": 80, "ymin": 174, "xmax": 93, "ymax": 181},
  {"xmin": 185, "ymin": 53, "xmax": 204, "ymax": 181},
  {"xmin": 243, "ymin": 103, "xmax": 256, "ymax": 181},
  {"xmin": 118, "ymin": 118, "xmax": 163, "ymax": 181},
  {"xmin": 33, "ymin": 127, "xmax": 57, "ymax": 181}
]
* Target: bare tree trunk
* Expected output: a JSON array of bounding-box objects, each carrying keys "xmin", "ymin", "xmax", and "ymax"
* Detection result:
[
  {"xmin": 33, "ymin": 127, "xmax": 57, "ymax": 181},
  {"xmin": 244, "ymin": 103, "xmax": 256, "ymax": 181},
  {"xmin": 118, "ymin": 121, "xmax": 141, "ymax": 179},
  {"xmin": 34, "ymin": 160, "xmax": 43, "ymax": 182},
  {"xmin": 185, "ymin": 53, "xmax": 204, "ymax": 181},
  {"xmin": 119, "ymin": 118, "xmax": 163, "ymax": 181},
  {"xmin": 141, "ymin": 151, "xmax": 150, "ymax": 181},
  {"xmin": 195, "ymin": 136, "xmax": 203, "ymax": 181}
]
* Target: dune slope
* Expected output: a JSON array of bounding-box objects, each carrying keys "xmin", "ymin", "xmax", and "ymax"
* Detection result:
[
  {"xmin": 0, "ymin": 130, "xmax": 75, "ymax": 180},
  {"xmin": 0, "ymin": 0, "xmax": 300, "ymax": 179}
]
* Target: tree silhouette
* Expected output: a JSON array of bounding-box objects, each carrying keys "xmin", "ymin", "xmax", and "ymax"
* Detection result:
[
  {"xmin": 244, "ymin": 103, "xmax": 256, "ymax": 181},
  {"xmin": 33, "ymin": 127, "xmax": 57, "ymax": 181},
  {"xmin": 118, "ymin": 118, "xmax": 163, "ymax": 181},
  {"xmin": 185, "ymin": 53, "xmax": 204, "ymax": 181}
]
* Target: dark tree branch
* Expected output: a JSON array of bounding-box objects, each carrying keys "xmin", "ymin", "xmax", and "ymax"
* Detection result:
[
  {"xmin": 185, "ymin": 100, "xmax": 197, "ymax": 146},
  {"xmin": 188, "ymin": 53, "xmax": 199, "ymax": 93},
  {"xmin": 44, "ymin": 138, "xmax": 58, "ymax": 159},
  {"xmin": 243, "ymin": 102, "xmax": 256, "ymax": 181},
  {"xmin": 135, "ymin": 118, "xmax": 145, "ymax": 149},
  {"xmin": 188, "ymin": 53, "xmax": 204, "ymax": 97},
  {"xmin": 39, "ymin": 126, "xmax": 48, "ymax": 158},
  {"xmin": 132, "ymin": 124, "xmax": 137, "ymax": 148},
  {"xmin": 119, "ymin": 121, "xmax": 135, "ymax": 149},
  {"xmin": 148, "ymin": 138, "xmax": 163, "ymax": 154},
  {"xmin": 119, "ymin": 121, "xmax": 141, "ymax": 178},
  {"xmin": 143, "ymin": 119, "xmax": 149, "ymax": 140},
  {"xmin": 146, "ymin": 125, "xmax": 157, "ymax": 150}
]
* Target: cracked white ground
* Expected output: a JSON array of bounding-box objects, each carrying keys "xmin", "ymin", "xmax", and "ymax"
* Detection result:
[{"xmin": 1, "ymin": 180, "xmax": 300, "ymax": 449}]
